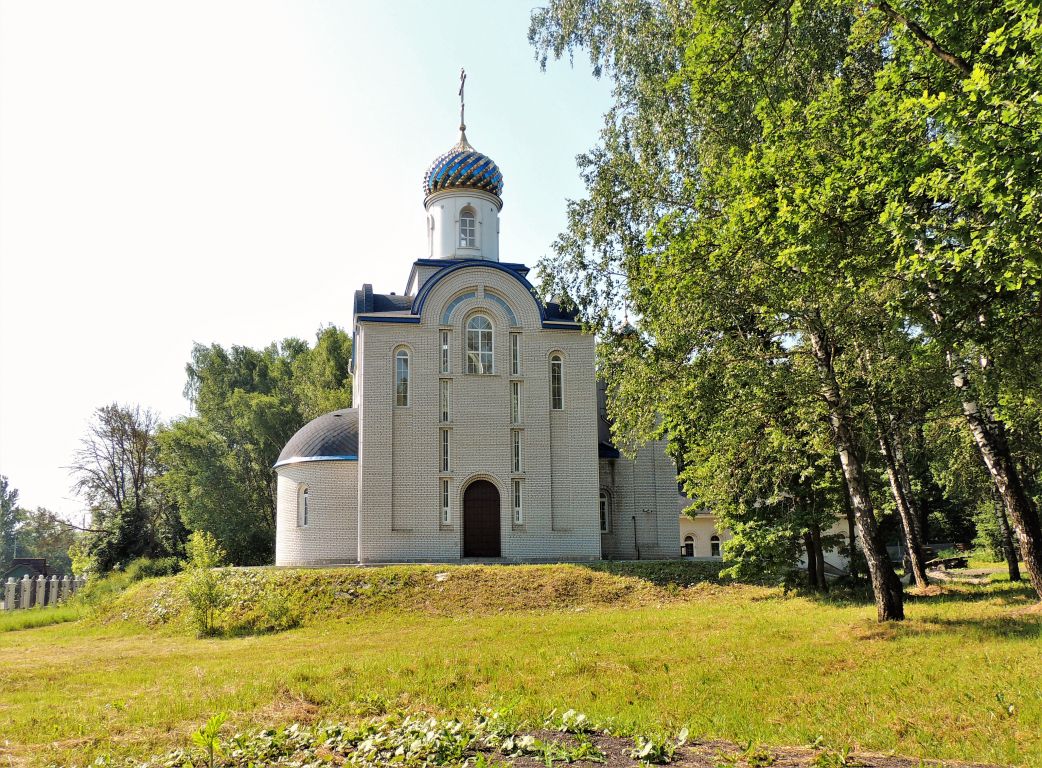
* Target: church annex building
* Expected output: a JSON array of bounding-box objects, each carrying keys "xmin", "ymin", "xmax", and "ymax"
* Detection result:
[{"xmin": 274, "ymin": 109, "xmax": 702, "ymax": 566}]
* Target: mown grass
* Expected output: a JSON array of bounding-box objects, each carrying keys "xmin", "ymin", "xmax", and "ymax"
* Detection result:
[
  {"xmin": 0, "ymin": 564, "xmax": 1038, "ymax": 767},
  {"xmin": 0, "ymin": 604, "xmax": 85, "ymax": 633}
]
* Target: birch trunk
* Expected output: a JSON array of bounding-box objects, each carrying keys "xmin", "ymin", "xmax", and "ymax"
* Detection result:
[
  {"xmin": 959, "ymin": 392, "xmax": 1042, "ymax": 596},
  {"xmin": 809, "ymin": 327, "xmax": 904, "ymax": 621}
]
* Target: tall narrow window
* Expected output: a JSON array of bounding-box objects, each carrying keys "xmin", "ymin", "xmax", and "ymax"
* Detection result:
[
  {"xmin": 512, "ymin": 430, "xmax": 523, "ymax": 473},
  {"xmin": 511, "ymin": 381, "xmax": 522, "ymax": 423},
  {"xmin": 466, "ymin": 315, "xmax": 493, "ymax": 374},
  {"xmin": 599, "ymin": 490, "xmax": 612, "ymax": 532},
  {"xmin": 512, "ymin": 480, "xmax": 523, "ymax": 525},
  {"xmin": 711, "ymin": 535, "xmax": 721, "ymax": 558},
  {"xmin": 299, "ymin": 486, "xmax": 310, "ymax": 527},
  {"xmin": 440, "ymin": 330, "xmax": 450, "ymax": 373},
  {"xmin": 510, "ymin": 334, "xmax": 521, "ymax": 376},
  {"xmin": 549, "ymin": 354, "xmax": 563, "ymax": 410},
  {"xmin": 441, "ymin": 479, "xmax": 450, "ymax": 524},
  {"xmin": 440, "ymin": 429, "xmax": 450, "ymax": 472},
  {"xmin": 439, "ymin": 379, "xmax": 450, "ymax": 422},
  {"xmin": 395, "ymin": 349, "xmax": 410, "ymax": 406},
  {"xmin": 459, "ymin": 208, "xmax": 476, "ymax": 248}
]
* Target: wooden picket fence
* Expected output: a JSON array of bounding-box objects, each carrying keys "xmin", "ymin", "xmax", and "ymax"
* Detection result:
[{"xmin": 1, "ymin": 575, "xmax": 85, "ymax": 610}]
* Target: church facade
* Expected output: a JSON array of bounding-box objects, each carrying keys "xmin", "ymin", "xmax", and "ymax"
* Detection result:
[{"xmin": 273, "ymin": 121, "xmax": 681, "ymax": 566}]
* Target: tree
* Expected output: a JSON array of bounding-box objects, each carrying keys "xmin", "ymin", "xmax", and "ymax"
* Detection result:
[
  {"xmin": 532, "ymin": 0, "xmax": 908, "ymax": 618},
  {"xmin": 13, "ymin": 507, "xmax": 78, "ymax": 575},
  {"xmin": 69, "ymin": 403, "xmax": 184, "ymax": 572},
  {"xmin": 159, "ymin": 326, "xmax": 353, "ymax": 565},
  {"xmin": 529, "ymin": 0, "xmax": 1042, "ymax": 611},
  {"xmin": 0, "ymin": 475, "xmax": 23, "ymax": 567}
]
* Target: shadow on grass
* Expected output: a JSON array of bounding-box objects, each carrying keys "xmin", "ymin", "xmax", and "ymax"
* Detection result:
[
  {"xmin": 799, "ymin": 578, "xmax": 1042, "ymax": 638},
  {"xmin": 578, "ymin": 560, "xmax": 731, "ymax": 588},
  {"xmin": 801, "ymin": 576, "xmax": 1037, "ymax": 607},
  {"xmin": 917, "ymin": 614, "xmax": 1042, "ymax": 640}
]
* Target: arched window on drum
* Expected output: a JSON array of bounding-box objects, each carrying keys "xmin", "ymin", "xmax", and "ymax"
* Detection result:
[{"xmin": 459, "ymin": 207, "xmax": 477, "ymax": 248}]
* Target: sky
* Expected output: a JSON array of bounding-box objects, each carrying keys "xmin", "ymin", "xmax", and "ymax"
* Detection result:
[{"xmin": 0, "ymin": 1, "xmax": 611, "ymax": 520}]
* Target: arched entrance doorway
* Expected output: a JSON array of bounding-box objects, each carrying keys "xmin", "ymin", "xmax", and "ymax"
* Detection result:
[{"xmin": 463, "ymin": 479, "xmax": 501, "ymax": 557}]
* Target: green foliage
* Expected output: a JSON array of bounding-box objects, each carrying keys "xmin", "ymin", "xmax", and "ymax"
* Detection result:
[
  {"xmin": 0, "ymin": 477, "xmax": 80, "ymax": 576},
  {"xmin": 715, "ymin": 741, "xmax": 778, "ymax": 767},
  {"xmin": 973, "ymin": 506, "xmax": 1006, "ymax": 561},
  {"xmin": 159, "ymin": 326, "xmax": 352, "ymax": 566},
  {"xmin": 73, "ymin": 557, "xmax": 182, "ymax": 607},
  {"xmin": 191, "ymin": 712, "xmax": 227, "ymax": 768},
  {"xmin": 182, "ymin": 532, "xmax": 229, "ymax": 637},
  {"xmin": 629, "ymin": 728, "xmax": 687, "ymax": 764},
  {"xmin": 0, "ymin": 474, "xmax": 21, "ymax": 567},
  {"xmin": 810, "ymin": 745, "xmax": 864, "ymax": 768},
  {"xmin": 528, "ymin": 0, "xmax": 1042, "ymax": 606},
  {"xmin": 70, "ymin": 404, "xmax": 185, "ymax": 574},
  {"xmin": 11, "ymin": 507, "xmax": 78, "ymax": 575}
]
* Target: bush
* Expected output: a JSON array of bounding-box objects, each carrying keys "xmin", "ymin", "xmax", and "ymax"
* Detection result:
[
  {"xmin": 125, "ymin": 557, "xmax": 182, "ymax": 581},
  {"xmin": 74, "ymin": 557, "xmax": 184, "ymax": 607},
  {"xmin": 255, "ymin": 587, "xmax": 299, "ymax": 633},
  {"xmin": 182, "ymin": 532, "xmax": 230, "ymax": 637},
  {"xmin": 973, "ymin": 507, "xmax": 1006, "ymax": 562}
]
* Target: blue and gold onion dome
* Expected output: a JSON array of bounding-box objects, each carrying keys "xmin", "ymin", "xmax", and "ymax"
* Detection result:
[{"xmin": 423, "ymin": 131, "xmax": 504, "ymax": 203}]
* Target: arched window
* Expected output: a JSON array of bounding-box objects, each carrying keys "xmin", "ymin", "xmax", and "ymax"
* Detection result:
[
  {"xmin": 298, "ymin": 486, "xmax": 310, "ymax": 527},
  {"xmin": 549, "ymin": 354, "xmax": 563, "ymax": 410},
  {"xmin": 459, "ymin": 208, "xmax": 476, "ymax": 248},
  {"xmin": 683, "ymin": 535, "xmax": 694, "ymax": 557},
  {"xmin": 599, "ymin": 490, "xmax": 612, "ymax": 532},
  {"xmin": 466, "ymin": 315, "xmax": 493, "ymax": 374},
  {"xmin": 395, "ymin": 349, "xmax": 410, "ymax": 406},
  {"xmin": 711, "ymin": 534, "xmax": 721, "ymax": 558}
]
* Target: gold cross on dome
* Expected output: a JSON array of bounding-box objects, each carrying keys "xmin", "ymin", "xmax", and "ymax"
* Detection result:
[{"xmin": 458, "ymin": 68, "xmax": 467, "ymax": 131}]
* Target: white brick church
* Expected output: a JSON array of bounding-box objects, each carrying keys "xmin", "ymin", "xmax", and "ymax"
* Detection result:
[{"xmin": 273, "ymin": 112, "xmax": 699, "ymax": 566}]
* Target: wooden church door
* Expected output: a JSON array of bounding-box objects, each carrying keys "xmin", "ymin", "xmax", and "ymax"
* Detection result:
[{"xmin": 463, "ymin": 480, "xmax": 501, "ymax": 557}]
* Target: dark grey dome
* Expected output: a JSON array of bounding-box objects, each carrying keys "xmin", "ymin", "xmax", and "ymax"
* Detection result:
[{"xmin": 275, "ymin": 408, "xmax": 358, "ymax": 468}]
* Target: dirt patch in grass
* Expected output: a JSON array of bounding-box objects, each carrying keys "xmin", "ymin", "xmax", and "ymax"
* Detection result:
[{"xmin": 503, "ymin": 732, "xmax": 1007, "ymax": 767}]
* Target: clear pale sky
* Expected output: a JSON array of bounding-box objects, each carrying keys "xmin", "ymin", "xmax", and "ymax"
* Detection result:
[{"xmin": 0, "ymin": 1, "xmax": 610, "ymax": 520}]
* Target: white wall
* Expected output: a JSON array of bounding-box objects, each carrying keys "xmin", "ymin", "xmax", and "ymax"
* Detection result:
[
  {"xmin": 275, "ymin": 462, "xmax": 358, "ymax": 566},
  {"xmin": 425, "ymin": 189, "xmax": 501, "ymax": 261},
  {"xmin": 355, "ymin": 263, "xmax": 601, "ymax": 562}
]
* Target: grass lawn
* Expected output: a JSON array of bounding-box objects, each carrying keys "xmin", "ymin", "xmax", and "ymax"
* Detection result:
[
  {"xmin": 0, "ymin": 604, "xmax": 85, "ymax": 633},
  {"xmin": 0, "ymin": 564, "xmax": 1038, "ymax": 767}
]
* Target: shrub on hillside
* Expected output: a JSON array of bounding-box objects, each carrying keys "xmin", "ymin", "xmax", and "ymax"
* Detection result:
[
  {"xmin": 182, "ymin": 532, "xmax": 230, "ymax": 637},
  {"xmin": 74, "ymin": 556, "xmax": 184, "ymax": 606}
]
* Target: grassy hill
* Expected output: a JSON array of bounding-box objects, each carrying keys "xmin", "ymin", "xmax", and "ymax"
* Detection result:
[
  {"xmin": 0, "ymin": 562, "xmax": 1038, "ymax": 767},
  {"xmin": 93, "ymin": 561, "xmax": 731, "ymax": 635}
]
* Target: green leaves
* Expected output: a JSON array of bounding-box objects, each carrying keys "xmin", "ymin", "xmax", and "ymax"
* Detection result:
[
  {"xmin": 159, "ymin": 326, "xmax": 353, "ymax": 566},
  {"xmin": 191, "ymin": 712, "xmax": 227, "ymax": 768}
]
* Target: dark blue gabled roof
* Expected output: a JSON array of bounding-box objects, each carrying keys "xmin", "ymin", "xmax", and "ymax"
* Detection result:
[{"xmin": 354, "ymin": 262, "xmax": 581, "ymax": 329}]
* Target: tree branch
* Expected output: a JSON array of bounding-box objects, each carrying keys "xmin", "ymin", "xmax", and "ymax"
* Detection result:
[{"xmin": 874, "ymin": 0, "xmax": 972, "ymax": 77}]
